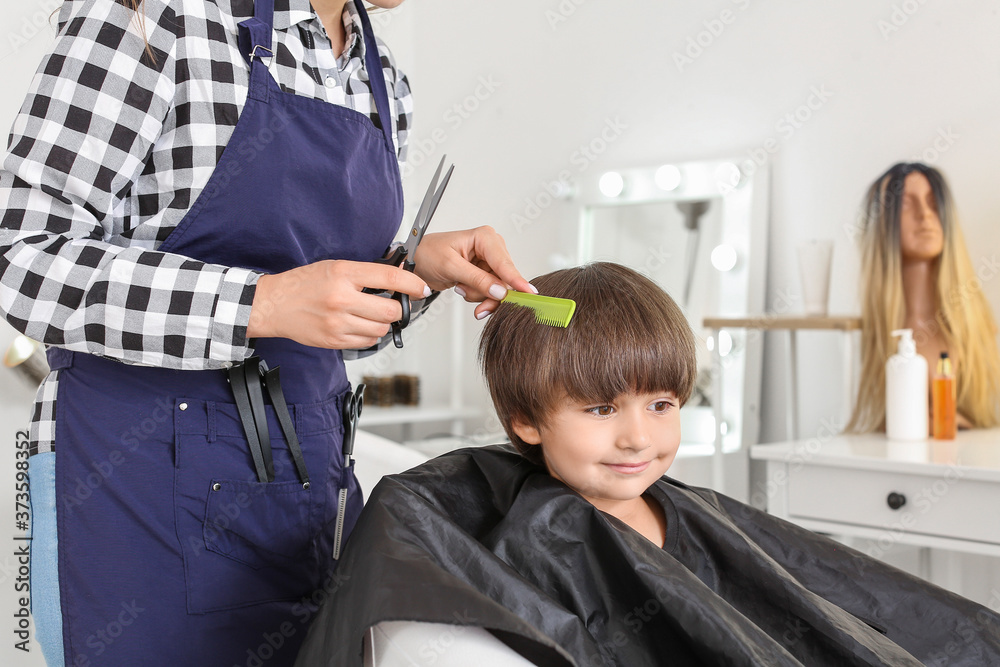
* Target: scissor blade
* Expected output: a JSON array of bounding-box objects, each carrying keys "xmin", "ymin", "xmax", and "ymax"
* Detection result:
[
  {"xmin": 406, "ymin": 156, "xmax": 447, "ymax": 252},
  {"xmin": 418, "ymin": 164, "xmax": 454, "ymax": 243}
]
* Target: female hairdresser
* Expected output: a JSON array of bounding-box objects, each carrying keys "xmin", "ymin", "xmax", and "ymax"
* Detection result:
[
  {"xmin": 847, "ymin": 162, "xmax": 1000, "ymax": 434},
  {"xmin": 0, "ymin": 0, "xmax": 531, "ymax": 664}
]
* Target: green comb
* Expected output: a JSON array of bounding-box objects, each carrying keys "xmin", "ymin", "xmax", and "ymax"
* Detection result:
[{"xmin": 501, "ymin": 291, "xmax": 576, "ymax": 328}]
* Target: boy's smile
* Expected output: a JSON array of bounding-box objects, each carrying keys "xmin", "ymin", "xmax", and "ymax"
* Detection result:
[{"xmin": 513, "ymin": 391, "xmax": 681, "ymax": 517}]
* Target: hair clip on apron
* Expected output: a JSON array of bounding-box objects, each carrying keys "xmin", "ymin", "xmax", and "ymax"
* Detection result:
[{"xmin": 227, "ymin": 356, "xmax": 311, "ymax": 489}]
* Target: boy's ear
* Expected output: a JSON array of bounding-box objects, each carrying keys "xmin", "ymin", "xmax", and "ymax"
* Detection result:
[{"xmin": 510, "ymin": 417, "xmax": 542, "ymax": 445}]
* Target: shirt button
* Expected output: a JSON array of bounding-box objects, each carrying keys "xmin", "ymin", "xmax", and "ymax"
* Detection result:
[
  {"xmin": 324, "ymin": 76, "xmax": 336, "ymax": 88},
  {"xmin": 222, "ymin": 361, "xmax": 233, "ymax": 369},
  {"xmin": 179, "ymin": 402, "xmax": 188, "ymax": 411}
]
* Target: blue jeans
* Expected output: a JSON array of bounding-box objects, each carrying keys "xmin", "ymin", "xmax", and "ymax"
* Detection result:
[{"xmin": 29, "ymin": 452, "xmax": 64, "ymax": 667}]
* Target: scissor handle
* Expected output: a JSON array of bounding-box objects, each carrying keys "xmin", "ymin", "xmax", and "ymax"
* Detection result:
[{"xmin": 342, "ymin": 384, "xmax": 366, "ymax": 460}]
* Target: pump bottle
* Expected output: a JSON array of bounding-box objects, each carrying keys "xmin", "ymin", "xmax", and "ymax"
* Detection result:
[
  {"xmin": 885, "ymin": 329, "xmax": 928, "ymax": 440},
  {"xmin": 933, "ymin": 352, "xmax": 957, "ymax": 440}
]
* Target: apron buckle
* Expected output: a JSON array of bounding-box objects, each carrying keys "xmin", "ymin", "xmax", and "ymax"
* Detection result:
[{"xmin": 248, "ymin": 44, "xmax": 273, "ymax": 64}]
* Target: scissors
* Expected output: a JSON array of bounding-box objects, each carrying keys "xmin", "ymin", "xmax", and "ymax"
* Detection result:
[
  {"xmin": 341, "ymin": 383, "xmax": 365, "ymax": 467},
  {"xmin": 333, "ymin": 383, "xmax": 365, "ymax": 560},
  {"xmin": 345, "ymin": 156, "xmax": 454, "ymax": 358}
]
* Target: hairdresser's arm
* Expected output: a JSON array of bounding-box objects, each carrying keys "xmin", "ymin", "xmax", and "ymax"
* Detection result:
[
  {"xmin": 0, "ymin": 0, "xmax": 258, "ymax": 370},
  {"xmin": 412, "ymin": 226, "xmax": 535, "ymax": 318},
  {"xmin": 246, "ymin": 226, "xmax": 533, "ymax": 347}
]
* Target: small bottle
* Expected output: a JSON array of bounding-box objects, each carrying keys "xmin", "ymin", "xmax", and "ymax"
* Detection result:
[
  {"xmin": 885, "ymin": 329, "xmax": 928, "ymax": 441},
  {"xmin": 932, "ymin": 352, "xmax": 957, "ymax": 440}
]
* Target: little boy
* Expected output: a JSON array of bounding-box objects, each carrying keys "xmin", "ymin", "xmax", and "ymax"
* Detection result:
[
  {"xmin": 296, "ymin": 263, "xmax": 1000, "ymax": 667},
  {"xmin": 478, "ymin": 261, "xmax": 697, "ymax": 549}
]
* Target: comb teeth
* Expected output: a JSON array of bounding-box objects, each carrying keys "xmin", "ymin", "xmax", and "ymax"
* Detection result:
[{"xmin": 500, "ymin": 291, "xmax": 576, "ymax": 328}]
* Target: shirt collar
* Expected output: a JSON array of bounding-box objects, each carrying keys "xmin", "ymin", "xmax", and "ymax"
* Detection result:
[
  {"xmin": 340, "ymin": 1, "xmax": 365, "ymax": 61},
  {"xmin": 274, "ymin": 0, "xmax": 315, "ymax": 30},
  {"xmin": 275, "ymin": 0, "xmax": 366, "ymax": 61}
]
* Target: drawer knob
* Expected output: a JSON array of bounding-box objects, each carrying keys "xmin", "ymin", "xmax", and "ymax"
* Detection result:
[{"xmin": 886, "ymin": 492, "xmax": 906, "ymax": 510}]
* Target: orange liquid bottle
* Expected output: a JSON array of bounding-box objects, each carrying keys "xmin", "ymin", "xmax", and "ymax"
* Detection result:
[{"xmin": 932, "ymin": 352, "xmax": 956, "ymax": 440}]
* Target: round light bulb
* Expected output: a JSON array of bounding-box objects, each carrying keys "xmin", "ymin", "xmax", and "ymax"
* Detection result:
[
  {"xmin": 711, "ymin": 244, "xmax": 738, "ymax": 272},
  {"xmin": 654, "ymin": 165, "xmax": 682, "ymax": 191},
  {"xmin": 598, "ymin": 171, "xmax": 625, "ymax": 198},
  {"xmin": 718, "ymin": 330, "xmax": 733, "ymax": 357},
  {"xmin": 714, "ymin": 162, "xmax": 742, "ymax": 189}
]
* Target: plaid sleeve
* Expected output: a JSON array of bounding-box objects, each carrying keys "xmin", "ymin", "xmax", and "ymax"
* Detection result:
[
  {"xmin": 0, "ymin": 0, "xmax": 258, "ymax": 370},
  {"xmin": 394, "ymin": 68, "xmax": 412, "ymax": 169}
]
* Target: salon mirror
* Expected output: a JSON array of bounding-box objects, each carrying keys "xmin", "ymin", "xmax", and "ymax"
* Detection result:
[{"xmin": 575, "ymin": 160, "xmax": 769, "ymax": 498}]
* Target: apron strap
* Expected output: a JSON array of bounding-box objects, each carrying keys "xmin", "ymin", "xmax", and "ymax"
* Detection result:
[
  {"xmin": 238, "ymin": 0, "xmax": 397, "ymax": 152},
  {"xmin": 46, "ymin": 347, "xmax": 74, "ymax": 371},
  {"xmin": 238, "ymin": 0, "xmax": 276, "ymax": 103},
  {"xmin": 354, "ymin": 0, "xmax": 398, "ymax": 155}
]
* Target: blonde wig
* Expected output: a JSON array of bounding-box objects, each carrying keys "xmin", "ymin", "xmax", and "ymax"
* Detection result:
[{"xmin": 847, "ymin": 163, "xmax": 1000, "ymax": 433}]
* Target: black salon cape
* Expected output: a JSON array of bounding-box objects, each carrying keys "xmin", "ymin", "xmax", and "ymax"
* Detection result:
[{"xmin": 294, "ymin": 446, "xmax": 1000, "ymax": 666}]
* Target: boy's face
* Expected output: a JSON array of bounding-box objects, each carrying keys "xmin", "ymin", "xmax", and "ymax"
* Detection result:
[{"xmin": 512, "ymin": 391, "xmax": 681, "ymax": 510}]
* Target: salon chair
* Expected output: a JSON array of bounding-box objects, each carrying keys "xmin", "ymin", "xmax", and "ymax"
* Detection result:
[{"xmin": 352, "ymin": 431, "xmax": 535, "ymax": 666}]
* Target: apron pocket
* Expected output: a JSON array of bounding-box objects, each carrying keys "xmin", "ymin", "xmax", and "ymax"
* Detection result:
[
  {"xmin": 203, "ymin": 478, "xmax": 317, "ymax": 569},
  {"xmin": 174, "ymin": 396, "xmax": 342, "ymax": 614}
]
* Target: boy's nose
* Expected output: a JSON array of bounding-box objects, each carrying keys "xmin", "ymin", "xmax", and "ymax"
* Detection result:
[{"xmin": 617, "ymin": 411, "xmax": 651, "ymax": 451}]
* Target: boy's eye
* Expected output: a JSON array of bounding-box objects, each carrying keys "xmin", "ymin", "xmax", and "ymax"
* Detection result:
[
  {"xmin": 651, "ymin": 400, "xmax": 674, "ymax": 413},
  {"xmin": 588, "ymin": 405, "xmax": 614, "ymax": 416}
]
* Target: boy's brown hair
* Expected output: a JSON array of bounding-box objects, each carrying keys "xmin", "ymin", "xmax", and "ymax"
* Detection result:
[{"xmin": 479, "ymin": 262, "xmax": 697, "ymax": 464}]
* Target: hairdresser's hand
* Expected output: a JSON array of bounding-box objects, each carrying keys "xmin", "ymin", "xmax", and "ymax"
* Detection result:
[
  {"xmin": 247, "ymin": 260, "xmax": 431, "ymax": 349},
  {"xmin": 413, "ymin": 226, "xmax": 535, "ymax": 319}
]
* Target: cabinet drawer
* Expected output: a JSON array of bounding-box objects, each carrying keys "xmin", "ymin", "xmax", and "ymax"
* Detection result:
[{"xmin": 786, "ymin": 465, "xmax": 1000, "ymax": 546}]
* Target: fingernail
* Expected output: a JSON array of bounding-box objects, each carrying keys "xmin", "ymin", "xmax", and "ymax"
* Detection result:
[
  {"xmin": 422, "ymin": 285, "xmax": 432, "ymax": 298},
  {"xmin": 488, "ymin": 284, "xmax": 507, "ymax": 300},
  {"xmin": 528, "ymin": 283, "xmax": 539, "ymax": 294},
  {"xmin": 454, "ymin": 286, "xmax": 467, "ymax": 298},
  {"xmin": 476, "ymin": 310, "xmax": 491, "ymax": 320}
]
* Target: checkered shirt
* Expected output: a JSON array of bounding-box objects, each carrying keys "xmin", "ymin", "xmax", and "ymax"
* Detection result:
[{"xmin": 0, "ymin": 0, "xmax": 412, "ymax": 455}]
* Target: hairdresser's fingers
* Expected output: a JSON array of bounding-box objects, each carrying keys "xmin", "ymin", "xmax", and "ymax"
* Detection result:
[
  {"xmin": 248, "ymin": 260, "xmax": 429, "ymax": 348},
  {"xmin": 413, "ymin": 228, "xmax": 535, "ymax": 303},
  {"xmin": 473, "ymin": 298, "xmax": 500, "ymax": 320}
]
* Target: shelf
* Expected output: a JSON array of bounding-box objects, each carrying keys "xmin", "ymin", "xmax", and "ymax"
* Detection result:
[
  {"xmin": 703, "ymin": 315, "xmax": 861, "ymax": 331},
  {"xmin": 359, "ymin": 404, "xmax": 481, "ymax": 427}
]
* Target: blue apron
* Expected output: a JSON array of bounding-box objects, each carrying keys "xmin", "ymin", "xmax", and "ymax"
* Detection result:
[{"xmin": 45, "ymin": 0, "xmax": 402, "ymax": 663}]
